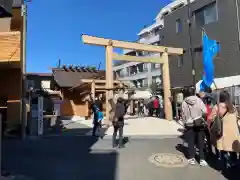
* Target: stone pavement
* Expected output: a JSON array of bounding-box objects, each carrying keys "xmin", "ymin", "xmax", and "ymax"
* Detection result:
[
  {"xmin": 62, "ymin": 116, "xmax": 183, "ymax": 138},
  {"xmin": 2, "ymin": 136, "xmax": 239, "ymax": 180}
]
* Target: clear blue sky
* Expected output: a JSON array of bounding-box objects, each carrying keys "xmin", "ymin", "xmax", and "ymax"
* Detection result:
[{"xmin": 26, "ymin": 0, "xmax": 171, "ymax": 73}]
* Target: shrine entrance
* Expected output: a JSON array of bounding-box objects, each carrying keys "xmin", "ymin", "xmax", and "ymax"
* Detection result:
[{"xmin": 81, "ymin": 35, "xmax": 183, "ymax": 122}]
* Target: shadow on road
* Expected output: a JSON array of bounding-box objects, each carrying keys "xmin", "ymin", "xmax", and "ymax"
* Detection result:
[
  {"xmin": 175, "ymin": 143, "xmax": 240, "ymax": 180},
  {"xmin": 2, "ymin": 127, "xmax": 118, "ymax": 180}
]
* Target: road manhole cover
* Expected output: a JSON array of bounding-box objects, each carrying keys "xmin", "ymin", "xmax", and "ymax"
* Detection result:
[{"xmin": 149, "ymin": 153, "xmax": 187, "ymax": 168}]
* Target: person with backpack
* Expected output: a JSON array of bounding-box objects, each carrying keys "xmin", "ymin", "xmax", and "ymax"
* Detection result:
[
  {"xmin": 90, "ymin": 96, "xmax": 104, "ymax": 137},
  {"xmin": 181, "ymin": 88, "xmax": 208, "ymax": 166},
  {"xmin": 111, "ymin": 97, "xmax": 125, "ymax": 148}
]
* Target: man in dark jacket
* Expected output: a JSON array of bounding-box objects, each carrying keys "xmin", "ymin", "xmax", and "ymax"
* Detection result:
[{"xmin": 112, "ymin": 97, "xmax": 125, "ymax": 148}]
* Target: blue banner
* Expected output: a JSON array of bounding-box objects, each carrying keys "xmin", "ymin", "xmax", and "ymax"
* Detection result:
[{"xmin": 200, "ymin": 30, "xmax": 220, "ymax": 91}]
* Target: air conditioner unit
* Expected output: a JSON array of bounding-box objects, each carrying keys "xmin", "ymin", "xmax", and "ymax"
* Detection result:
[{"xmin": 0, "ymin": 0, "xmax": 13, "ymax": 17}]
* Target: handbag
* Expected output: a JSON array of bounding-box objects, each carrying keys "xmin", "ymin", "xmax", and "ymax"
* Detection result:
[
  {"xmin": 187, "ymin": 104, "xmax": 207, "ymax": 129},
  {"xmin": 210, "ymin": 91, "xmax": 224, "ymax": 140},
  {"xmin": 194, "ymin": 117, "xmax": 207, "ymax": 128},
  {"xmin": 210, "ymin": 115, "xmax": 223, "ymax": 140}
]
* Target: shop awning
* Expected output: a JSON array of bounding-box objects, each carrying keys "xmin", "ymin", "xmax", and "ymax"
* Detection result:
[{"xmin": 196, "ymin": 75, "xmax": 240, "ymax": 92}]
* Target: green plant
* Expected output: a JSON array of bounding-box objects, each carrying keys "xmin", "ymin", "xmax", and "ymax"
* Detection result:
[{"xmin": 90, "ymin": 66, "xmax": 96, "ymax": 70}]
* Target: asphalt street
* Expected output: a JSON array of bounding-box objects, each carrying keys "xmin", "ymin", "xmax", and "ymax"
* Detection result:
[{"xmin": 2, "ymin": 132, "xmax": 240, "ymax": 180}]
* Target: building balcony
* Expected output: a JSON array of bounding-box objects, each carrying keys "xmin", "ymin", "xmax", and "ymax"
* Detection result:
[
  {"xmin": 0, "ymin": 31, "xmax": 21, "ymax": 67},
  {"xmin": 138, "ymin": 34, "xmax": 160, "ymax": 45},
  {"xmin": 118, "ymin": 71, "xmax": 149, "ymax": 82}
]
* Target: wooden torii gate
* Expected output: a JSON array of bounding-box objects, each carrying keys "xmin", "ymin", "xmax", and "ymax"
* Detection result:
[{"xmin": 82, "ymin": 35, "xmax": 183, "ymax": 122}]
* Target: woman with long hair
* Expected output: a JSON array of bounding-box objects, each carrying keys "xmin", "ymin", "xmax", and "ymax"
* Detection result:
[{"xmin": 209, "ymin": 90, "xmax": 240, "ymax": 168}]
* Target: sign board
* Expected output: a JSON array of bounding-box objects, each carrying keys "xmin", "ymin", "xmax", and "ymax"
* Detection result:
[{"xmin": 37, "ymin": 96, "xmax": 43, "ymax": 135}]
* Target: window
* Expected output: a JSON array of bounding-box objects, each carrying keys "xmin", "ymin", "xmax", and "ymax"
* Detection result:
[
  {"xmin": 177, "ymin": 55, "xmax": 184, "ymax": 68},
  {"xmin": 27, "ymin": 80, "xmax": 35, "ymax": 90},
  {"xmin": 152, "ymin": 63, "xmax": 160, "ymax": 69},
  {"xmin": 195, "ymin": 2, "xmax": 218, "ymax": 27},
  {"xmin": 162, "ymin": 11, "xmax": 169, "ymax": 17},
  {"xmin": 139, "ymin": 32, "xmax": 148, "ymax": 39},
  {"xmin": 152, "ymin": 76, "xmax": 161, "ymax": 87},
  {"xmin": 143, "ymin": 63, "xmax": 148, "ymax": 71},
  {"xmin": 176, "ymin": 19, "xmax": 182, "ymax": 33},
  {"xmin": 155, "ymin": 63, "xmax": 161, "ymax": 68},
  {"xmin": 154, "ymin": 27, "xmax": 160, "ymax": 35},
  {"xmin": 41, "ymin": 80, "xmax": 51, "ymax": 90},
  {"xmin": 204, "ymin": 3, "xmax": 218, "ymax": 24},
  {"xmin": 126, "ymin": 67, "xmax": 130, "ymax": 76},
  {"xmin": 171, "ymin": 3, "xmax": 184, "ymax": 12},
  {"xmin": 116, "ymin": 69, "xmax": 124, "ymax": 78},
  {"xmin": 143, "ymin": 78, "xmax": 148, "ymax": 87}
]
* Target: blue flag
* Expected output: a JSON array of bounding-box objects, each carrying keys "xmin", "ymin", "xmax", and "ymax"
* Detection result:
[{"xmin": 200, "ymin": 30, "xmax": 220, "ymax": 91}]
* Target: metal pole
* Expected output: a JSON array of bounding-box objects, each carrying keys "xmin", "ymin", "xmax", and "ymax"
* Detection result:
[
  {"xmin": 187, "ymin": 0, "xmax": 195, "ymax": 88},
  {"xmin": 235, "ymin": 0, "xmax": 240, "ymax": 50},
  {"xmin": 0, "ymin": 113, "xmax": 2, "ymax": 176},
  {"xmin": 21, "ymin": 3, "xmax": 27, "ymax": 139}
]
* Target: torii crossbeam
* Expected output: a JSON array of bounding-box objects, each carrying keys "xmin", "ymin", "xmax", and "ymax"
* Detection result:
[{"xmin": 81, "ymin": 34, "xmax": 184, "ymax": 122}]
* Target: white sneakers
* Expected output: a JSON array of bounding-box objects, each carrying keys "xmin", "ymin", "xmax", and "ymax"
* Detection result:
[
  {"xmin": 188, "ymin": 158, "xmax": 208, "ymax": 166},
  {"xmin": 188, "ymin": 158, "xmax": 197, "ymax": 165},
  {"xmin": 199, "ymin": 159, "xmax": 208, "ymax": 166}
]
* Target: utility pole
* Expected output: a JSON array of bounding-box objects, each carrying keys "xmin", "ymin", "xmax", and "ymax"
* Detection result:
[
  {"xmin": 187, "ymin": 0, "xmax": 195, "ymax": 89},
  {"xmin": 58, "ymin": 58, "xmax": 61, "ymax": 68},
  {"xmin": 21, "ymin": 2, "xmax": 27, "ymax": 139},
  {"xmin": 235, "ymin": 0, "xmax": 240, "ymax": 50}
]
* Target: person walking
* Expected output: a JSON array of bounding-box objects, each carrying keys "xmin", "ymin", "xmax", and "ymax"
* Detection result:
[
  {"xmin": 159, "ymin": 96, "xmax": 164, "ymax": 118},
  {"xmin": 138, "ymin": 99, "xmax": 144, "ymax": 116},
  {"xmin": 181, "ymin": 88, "xmax": 208, "ymax": 166},
  {"xmin": 112, "ymin": 97, "xmax": 126, "ymax": 148},
  {"xmin": 91, "ymin": 102, "xmax": 102, "ymax": 137},
  {"xmin": 153, "ymin": 96, "xmax": 160, "ymax": 117},
  {"xmin": 147, "ymin": 97, "xmax": 153, "ymax": 117},
  {"xmin": 90, "ymin": 95, "xmax": 104, "ymax": 137}
]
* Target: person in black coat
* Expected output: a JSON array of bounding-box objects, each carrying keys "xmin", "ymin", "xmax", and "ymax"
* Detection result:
[{"xmin": 112, "ymin": 97, "xmax": 125, "ymax": 148}]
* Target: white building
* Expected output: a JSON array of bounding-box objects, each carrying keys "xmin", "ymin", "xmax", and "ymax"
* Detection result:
[{"xmin": 113, "ymin": 0, "xmax": 196, "ymax": 90}]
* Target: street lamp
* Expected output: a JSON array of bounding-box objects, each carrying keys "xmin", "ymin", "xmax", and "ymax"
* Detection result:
[{"xmin": 21, "ymin": 1, "xmax": 27, "ymax": 139}]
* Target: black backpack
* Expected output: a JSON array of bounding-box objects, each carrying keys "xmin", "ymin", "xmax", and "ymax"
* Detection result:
[{"xmin": 115, "ymin": 103, "xmax": 125, "ymax": 119}]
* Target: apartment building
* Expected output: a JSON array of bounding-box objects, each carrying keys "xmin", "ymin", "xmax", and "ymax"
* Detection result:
[
  {"xmin": 112, "ymin": 0, "xmax": 197, "ymax": 91},
  {"xmin": 113, "ymin": 18, "xmax": 164, "ymax": 90},
  {"xmin": 161, "ymin": 0, "xmax": 240, "ymax": 88}
]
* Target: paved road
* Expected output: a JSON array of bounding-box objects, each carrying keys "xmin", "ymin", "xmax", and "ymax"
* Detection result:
[
  {"xmin": 62, "ymin": 117, "xmax": 182, "ymax": 137},
  {"xmin": 2, "ymin": 134, "xmax": 239, "ymax": 180}
]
